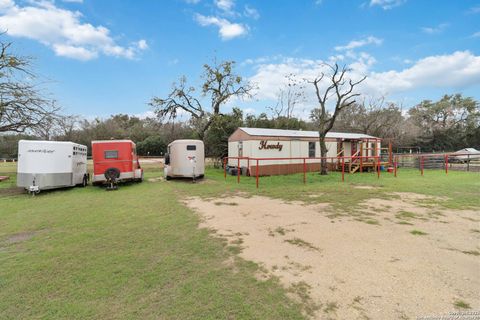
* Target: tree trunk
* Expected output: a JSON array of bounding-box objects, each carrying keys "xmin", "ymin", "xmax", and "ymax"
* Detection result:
[{"xmin": 319, "ymin": 133, "xmax": 328, "ymax": 175}]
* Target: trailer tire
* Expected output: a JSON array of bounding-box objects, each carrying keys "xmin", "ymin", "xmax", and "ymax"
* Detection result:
[
  {"xmin": 104, "ymin": 167, "xmax": 121, "ymax": 180},
  {"xmin": 165, "ymin": 176, "xmax": 171, "ymax": 181}
]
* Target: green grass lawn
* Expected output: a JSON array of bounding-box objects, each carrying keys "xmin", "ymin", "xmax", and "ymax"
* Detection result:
[
  {"xmin": 175, "ymin": 166, "xmax": 480, "ymax": 211},
  {"xmin": 0, "ymin": 163, "xmax": 478, "ymax": 319},
  {"xmin": 0, "ymin": 166, "xmax": 304, "ymax": 320}
]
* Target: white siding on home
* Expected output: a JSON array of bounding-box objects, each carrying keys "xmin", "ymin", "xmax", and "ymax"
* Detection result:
[{"xmin": 228, "ymin": 140, "xmax": 352, "ymax": 168}]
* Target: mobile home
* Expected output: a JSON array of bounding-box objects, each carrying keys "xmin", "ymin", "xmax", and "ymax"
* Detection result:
[
  {"xmin": 17, "ymin": 140, "xmax": 88, "ymax": 193},
  {"xmin": 228, "ymin": 127, "xmax": 384, "ymax": 175},
  {"xmin": 164, "ymin": 139, "xmax": 205, "ymax": 180},
  {"xmin": 91, "ymin": 140, "xmax": 143, "ymax": 185}
]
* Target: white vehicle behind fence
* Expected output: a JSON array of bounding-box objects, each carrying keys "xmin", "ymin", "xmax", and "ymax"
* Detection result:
[
  {"xmin": 17, "ymin": 140, "xmax": 88, "ymax": 194},
  {"xmin": 164, "ymin": 139, "xmax": 205, "ymax": 180}
]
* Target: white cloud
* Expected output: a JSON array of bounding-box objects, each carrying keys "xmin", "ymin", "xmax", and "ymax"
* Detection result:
[
  {"xmin": 214, "ymin": 0, "xmax": 234, "ymax": 13},
  {"xmin": 472, "ymin": 31, "xmax": 480, "ymax": 38},
  {"xmin": 137, "ymin": 39, "xmax": 148, "ymax": 50},
  {"xmin": 0, "ymin": 0, "xmax": 147, "ymax": 60},
  {"xmin": 195, "ymin": 14, "xmax": 247, "ymax": 40},
  {"xmin": 62, "ymin": 0, "xmax": 83, "ymax": 3},
  {"xmin": 244, "ymin": 5, "xmax": 259, "ymax": 19},
  {"xmin": 334, "ymin": 36, "xmax": 383, "ymax": 51},
  {"xmin": 365, "ymin": 51, "xmax": 480, "ymax": 94},
  {"xmin": 184, "ymin": 0, "xmax": 201, "ymax": 3},
  {"xmin": 52, "ymin": 43, "xmax": 97, "ymax": 61},
  {"xmin": 248, "ymin": 51, "xmax": 480, "ymax": 104},
  {"xmin": 421, "ymin": 23, "xmax": 448, "ymax": 34},
  {"xmin": 369, "ymin": 0, "xmax": 406, "ymax": 10}
]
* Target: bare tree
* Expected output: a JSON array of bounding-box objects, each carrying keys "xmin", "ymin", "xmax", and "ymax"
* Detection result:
[
  {"xmin": 149, "ymin": 60, "xmax": 255, "ymax": 140},
  {"xmin": 268, "ymin": 74, "xmax": 306, "ymax": 128},
  {"xmin": 55, "ymin": 115, "xmax": 81, "ymax": 141},
  {"xmin": 334, "ymin": 97, "xmax": 405, "ymax": 138},
  {"xmin": 309, "ymin": 63, "xmax": 366, "ymax": 175},
  {"xmin": 0, "ymin": 40, "xmax": 59, "ymax": 133}
]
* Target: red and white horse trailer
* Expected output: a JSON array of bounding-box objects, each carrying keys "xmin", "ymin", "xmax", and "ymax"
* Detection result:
[{"xmin": 91, "ymin": 140, "xmax": 143, "ymax": 187}]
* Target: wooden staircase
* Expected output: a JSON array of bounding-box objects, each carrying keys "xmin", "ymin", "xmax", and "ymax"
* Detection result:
[
  {"xmin": 349, "ymin": 150, "xmax": 361, "ymax": 173},
  {"xmin": 334, "ymin": 140, "xmax": 393, "ymax": 174}
]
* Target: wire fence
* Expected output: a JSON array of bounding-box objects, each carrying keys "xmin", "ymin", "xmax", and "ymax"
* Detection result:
[
  {"xmin": 222, "ymin": 152, "xmax": 479, "ymax": 188},
  {"xmin": 394, "ymin": 153, "xmax": 480, "ymax": 173}
]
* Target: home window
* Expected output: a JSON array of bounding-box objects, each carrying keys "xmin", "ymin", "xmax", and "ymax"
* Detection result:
[
  {"xmin": 186, "ymin": 145, "xmax": 196, "ymax": 151},
  {"xmin": 308, "ymin": 142, "xmax": 315, "ymax": 158},
  {"xmin": 104, "ymin": 150, "xmax": 118, "ymax": 159}
]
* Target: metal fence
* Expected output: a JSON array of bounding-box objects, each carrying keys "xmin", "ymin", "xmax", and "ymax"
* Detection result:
[
  {"xmin": 394, "ymin": 153, "xmax": 480, "ymax": 173},
  {"xmin": 222, "ymin": 152, "xmax": 479, "ymax": 188}
]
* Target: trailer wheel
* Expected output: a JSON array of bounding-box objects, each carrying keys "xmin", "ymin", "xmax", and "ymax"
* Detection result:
[{"xmin": 165, "ymin": 176, "xmax": 171, "ymax": 181}]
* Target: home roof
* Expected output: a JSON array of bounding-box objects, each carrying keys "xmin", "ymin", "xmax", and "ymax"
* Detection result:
[
  {"xmin": 91, "ymin": 140, "xmax": 134, "ymax": 144},
  {"xmin": 238, "ymin": 127, "xmax": 379, "ymax": 140}
]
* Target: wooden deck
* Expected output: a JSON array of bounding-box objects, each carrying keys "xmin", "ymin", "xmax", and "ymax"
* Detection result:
[{"xmin": 336, "ymin": 160, "xmax": 391, "ymax": 173}]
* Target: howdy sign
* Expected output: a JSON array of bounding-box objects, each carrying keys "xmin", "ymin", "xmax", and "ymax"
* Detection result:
[{"xmin": 259, "ymin": 140, "xmax": 283, "ymax": 152}]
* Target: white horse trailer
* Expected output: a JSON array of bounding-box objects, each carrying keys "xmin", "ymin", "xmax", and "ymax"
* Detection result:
[
  {"xmin": 164, "ymin": 140, "xmax": 205, "ymax": 180},
  {"xmin": 17, "ymin": 140, "xmax": 88, "ymax": 194}
]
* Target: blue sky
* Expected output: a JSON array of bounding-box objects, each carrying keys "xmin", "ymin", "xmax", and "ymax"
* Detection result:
[{"xmin": 1, "ymin": 0, "xmax": 479, "ymax": 119}]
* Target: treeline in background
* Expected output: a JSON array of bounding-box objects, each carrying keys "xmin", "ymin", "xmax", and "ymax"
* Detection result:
[{"xmin": 1, "ymin": 93, "xmax": 479, "ymax": 159}]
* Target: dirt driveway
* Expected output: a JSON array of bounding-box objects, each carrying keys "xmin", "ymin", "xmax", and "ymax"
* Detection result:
[{"xmin": 185, "ymin": 193, "xmax": 480, "ymax": 320}]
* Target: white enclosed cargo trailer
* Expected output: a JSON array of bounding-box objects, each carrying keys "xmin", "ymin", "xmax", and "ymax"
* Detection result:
[
  {"xmin": 17, "ymin": 140, "xmax": 88, "ymax": 193},
  {"xmin": 164, "ymin": 139, "xmax": 205, "ymax": 180}
]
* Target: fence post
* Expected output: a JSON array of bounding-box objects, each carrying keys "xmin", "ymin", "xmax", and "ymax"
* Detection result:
[
  {"xmin": 467, "ymin": 154, "xmax": 470, "ymax": 172},
  {"xmin": 421, "ymin": 156, "xmax": 424, "ymax": 176},
  {"xmin": 360, "ymin": 142, "xmax": 363, "ymax": 173},
  {"xmin": 445, "ymin": 154, "xmax": 448, "ymax": 175},
  {"xmin": 256, "ymin": 159, "xmax": 259, "ymax": 189},
  {"xmin": 303, "ymin": 158, "xmax": 306, "ymax": 185},
  {"xmin": 342, "ymin": 156, "xmax": 345, "ymax": 182},
  {"xmin": 394, "ymin": 156, "xmax": 397, "ymax": 177},
  {"xmin": 237, "ymin": 157, "xmax": 240, "ymax": 183},
  {"xmin": 388, "ymin": 141, "xmax": 393, "ymax": 166},
  {"xmin": 377, "ymin": 156, "xmax": 380, "ymax": 179},
  {"xmin": 224, "ymin": 157, "xmax": 227, "ymax": 180}
]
